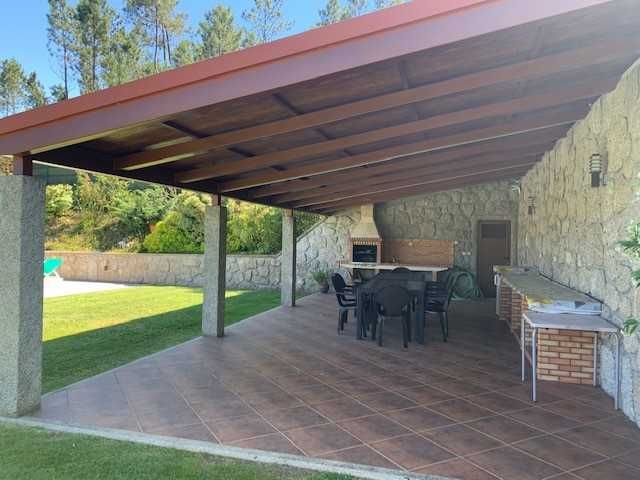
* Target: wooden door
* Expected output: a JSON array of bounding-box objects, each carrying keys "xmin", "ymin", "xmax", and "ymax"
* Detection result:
[{"xmin": 477, "ymin": 221, "xmax": 511, "ymax": 297}]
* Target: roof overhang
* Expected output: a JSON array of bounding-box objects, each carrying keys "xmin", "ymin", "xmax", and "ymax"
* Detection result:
[{"xmin": 0, "ymin": 0, "xmax": 637, "ymax": 213}]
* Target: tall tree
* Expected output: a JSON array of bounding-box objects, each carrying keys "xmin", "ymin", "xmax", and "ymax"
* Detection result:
[
  {"xmin": 173, "ymin": 39, "xmax": 198, "ymax": 67},
  {"xmin": 242, "ymin": 0, "xmax": 293, "ymax": 44},
  {"xmin": 317, "ymin": 0, "xmax": 346, "ymax": 26},
  {"xmin": 50, "ymin": 84, "xmax": 69, "ymax": 103},
  {"xmin": 0, "ymin": 59, "xmax": 27, "ymax": 116},
  {"xmin": 74, "ymin": 0, "xmax": 115, "ymax": 93},
  {"xmin": 198, "ymin": 5, "xmax": 244, "ymax": 59},
  {"xmin": 24, "ymin": 73, "xmax": 48, "ymax": 108},
  {"xmin": 125, "ymin": 0, "xmax": 186, "ymax": 72},
  {"xmin": 374, "ymin": 0, "xmax": 405, "ymax": 8},
  {"xmin": 345, "ymin": 0, "xmax": 369, "ymax": 17},
  {"xmin": 47, "ymin": 0, "xmax": 76, "ymax": 100},
  {"xmin": 101, "ymin": 21, "xmax": 145, "ymax": 87}
]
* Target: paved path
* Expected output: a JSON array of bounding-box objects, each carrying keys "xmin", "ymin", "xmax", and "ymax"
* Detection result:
[{"xmin": 44, "ymin": 279, "xmax": 131, "ymax": 299}]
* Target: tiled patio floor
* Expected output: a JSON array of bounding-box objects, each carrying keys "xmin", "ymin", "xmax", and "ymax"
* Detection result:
[{"xmin": 33, "ymin": 294, "xmax": 640, "ymax": 479}]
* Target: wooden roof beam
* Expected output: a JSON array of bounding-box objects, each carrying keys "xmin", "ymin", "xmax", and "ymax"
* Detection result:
[
  {"xmin": 112, "ymin": 37, "xmax": 637, "ymax": 172},
  {"xmin": 175, "ymin": 79, "xmax": 612, "ymax": 184},
  {"xmin": 212, "ymin": 104, "xmax": 587, "ymax": 193}
]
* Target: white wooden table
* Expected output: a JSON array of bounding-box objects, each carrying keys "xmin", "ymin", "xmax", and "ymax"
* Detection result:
[{"xmin": 522, "ymin": 311, "xmax": 622, "ymax": 408}]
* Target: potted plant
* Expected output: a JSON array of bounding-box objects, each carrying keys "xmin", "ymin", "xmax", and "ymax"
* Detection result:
[{"xmin": 312, "ymin": 270, "xmax": 330, "ymax": 293}]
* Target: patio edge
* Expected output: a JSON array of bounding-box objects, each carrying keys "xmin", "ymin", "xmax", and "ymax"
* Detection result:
[{"xmin": 0, "ymin": 416, "xmax": 454, "ymax": 480}]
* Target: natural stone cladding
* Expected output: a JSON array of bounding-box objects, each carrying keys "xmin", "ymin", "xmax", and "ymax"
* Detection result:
[{"xmin": 519, "ymin": 59, "xmax": 640, "ymax": 426}]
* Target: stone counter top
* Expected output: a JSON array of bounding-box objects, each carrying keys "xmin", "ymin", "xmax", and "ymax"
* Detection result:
[{"xmin": 496, "ymin": 267, "xmax": 596, "ymax": 305}]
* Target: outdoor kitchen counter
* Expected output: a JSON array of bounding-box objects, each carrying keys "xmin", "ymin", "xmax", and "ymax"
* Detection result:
[{"xmin": 496, "ymin": 267, "xmax": 595, "ymax": 305}]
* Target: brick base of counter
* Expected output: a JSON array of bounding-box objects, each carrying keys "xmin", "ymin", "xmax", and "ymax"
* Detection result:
[{"xmin": 498, "ymin": 282, "xmax": 596, "ymax": 385}]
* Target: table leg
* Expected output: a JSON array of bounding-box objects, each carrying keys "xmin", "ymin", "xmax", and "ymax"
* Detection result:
[
  {"xmin": 356, "ymin": 295, "xmax": 363, "ymax": 340},
  {"xmin": 532, "ymin": 328, "xmax": 537, "ymax": 402},
  {"xmin": 593, "ymin": 334, "xmax": 598, "ymax": 387},
  {"xmin": 521, "ymin": 318, "xmax": 525, "ymax": 382},
  {"xmin": 615, "ymin": 332, "xmax": 621, "ymax": 410},
  {"xmin": 415, "ymin": 295, "xmax": 425, "ymax": 345}
]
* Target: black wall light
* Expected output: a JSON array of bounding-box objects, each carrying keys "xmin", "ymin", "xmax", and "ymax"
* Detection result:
[{"xmin": 590, "ymin": 153, "xmax": 603, "ymax": 188}]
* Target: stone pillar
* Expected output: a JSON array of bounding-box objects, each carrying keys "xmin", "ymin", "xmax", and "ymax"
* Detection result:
[
  {"xmin": 281, "ymin": 209, "xmax": 296, "ymax": 307},
  {"xmin": 202, "ymin": 201, "xmax": 227, "ymax": 338},
  {"xmin": 0, "ymin": 175, "xmax": 45, "ymax": 416}
]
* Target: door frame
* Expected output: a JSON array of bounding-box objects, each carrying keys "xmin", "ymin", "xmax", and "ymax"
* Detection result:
[{"xmin": 471, "ymin": 215, "xmax": 517, "ymax": 277}]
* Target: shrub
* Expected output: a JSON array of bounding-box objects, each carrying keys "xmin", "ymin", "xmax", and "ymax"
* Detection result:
[{"xmin": 45, "ymin": 184, "xmax": 73, "ymax": 221}]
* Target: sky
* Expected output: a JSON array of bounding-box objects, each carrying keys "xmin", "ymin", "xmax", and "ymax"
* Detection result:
[{"xmin": 0, "ymin": 0, "xmax": 328, "ymax": 94}]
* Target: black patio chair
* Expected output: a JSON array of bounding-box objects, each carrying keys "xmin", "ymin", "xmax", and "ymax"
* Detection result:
[
  {"xmin": 424, "ymin": 281, "xmax": 452, "ymax": 342},
  {"xmin": 392, "ymin": 267, "xmax": 411, "ymax": 273},
  {"xmin": 332, "ymin": 273, "xmax": 357, "ymax": 335},
  {"xmin": 372, "ymin": 285, "xmax": 412, "ymax": 348}
]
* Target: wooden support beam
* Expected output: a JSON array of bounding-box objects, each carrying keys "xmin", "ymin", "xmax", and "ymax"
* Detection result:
[
  {"xmin": 12, "ymin": 154, "xmax": 33, "ymax": 176},
  {"xmin": 283, "ymin": 153, "xmax": 541, "ymax": 208},
  {"xmin": 293, "ymin": 160, "xmax": 536, "ymax": 209},
  {"xmin": 245, "ymin": 127, "xmax": 563, "ymax": 199},
  {"xmin": 311, "ymin": 168, "xmax": 530, "ymax": 213},
  {"xmin": 214, "ymin": 105, "xmax": 585, "ymax": 193},
  {"xmin": 112, "ymin": 38, "xmax": 637, "ymax": 172},
  {"xmin": 175, "ymin": 80, "xmax": 611, "ymax": 184}
]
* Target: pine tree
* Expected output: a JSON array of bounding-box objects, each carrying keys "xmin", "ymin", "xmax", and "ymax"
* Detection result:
[
  {"xmin": 173, "ymin": 40, "xmax": 198, "ymax": 67},
  {"xmin": 0, "ymin": 59, "xmax": 27, "ymax": 116},
  {"xmin": 198, "ymin": 5, "xmax": 244, "ymax": 59},
  {"xmin": 101, "ymin": 21, "xmax": 145, "ymax": 87},
  {"xmin": 242, "ymin": 0, "xmax": 293, "ymax": 44},
  {"xmin": 74, "ymin": 0, "xmax": 115, "ymax": 93},
  {"xmin": 125, "ymin": 0, "xmax": 186, "ymax": 72},
  {"xmin": 318, "ymin": 0, "xmax": 347, "ymax": 26},
  {"xmin": 24, "ymin": 72, "xmax": 48, "ymax": 108},
  {"xmin": 47, "ymin": 0, "xmax": 76, "ymax": 100},
  {"xmin": 374, "ymin": 0, "xmax": 405, "ymax": 8},
  {"xmin": 345, "ymin": 0, "xmax": 369, "ymax": 17}
]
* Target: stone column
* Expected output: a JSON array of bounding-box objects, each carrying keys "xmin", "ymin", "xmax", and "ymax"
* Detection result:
[
  {"xmin": 202, "ymin": 200, "xmax": 227, "ymax": 338},
  {"xmin": 0, "ymin": 175, "xmax": 45, "ymax": 416},
  {"xmin": 281, "ymin": 209, "xmax": 296, "ymax": 307}
]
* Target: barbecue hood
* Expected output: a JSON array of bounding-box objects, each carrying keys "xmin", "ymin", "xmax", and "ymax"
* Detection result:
[{"xmin": 350, "ymin": 204, "xmax": 382, "ymax": 240}]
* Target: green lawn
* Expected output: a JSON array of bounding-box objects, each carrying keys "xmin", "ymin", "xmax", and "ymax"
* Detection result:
[
  {"xmin": 0, "ymin": 424, "xmax": 353, "ymax": 480},
  {"xmin": 43, "ymin": 287, "xmax": 280, "ymax": 393}
]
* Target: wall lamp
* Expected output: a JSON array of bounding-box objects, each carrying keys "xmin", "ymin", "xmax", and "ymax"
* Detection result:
[
  {"xmin": 527, "ymin": 196, "xmax": 536, "ymax": 216},
  {"xmin": 590, "ymin": 153, "xmax": 604, "ymax": 188}
]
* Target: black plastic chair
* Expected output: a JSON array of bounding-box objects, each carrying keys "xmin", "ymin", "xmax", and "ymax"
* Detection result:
[
  {"xmin": 372, "ymin": 285, "xmax": 412, "ymax": 348},
  {"xmin": 332, "ymin": 273, "xmax": 357, "ymax": 334},
  {"xmin": 424, "ymin": 281, "xmax": 452, "ymax": 342},
  {"xmin": 392, "ymin": 267, "xmax": 411, "ymax": 273}
]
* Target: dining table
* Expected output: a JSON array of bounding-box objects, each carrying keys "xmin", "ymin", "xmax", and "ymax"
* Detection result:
[{"xmin": 353, "ymin": 271, "xmax": 427, "ymax": 344}]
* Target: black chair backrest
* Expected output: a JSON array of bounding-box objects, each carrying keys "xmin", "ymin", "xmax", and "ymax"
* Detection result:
[
  {"xmin": 331, "ymin": 273, "xmax": 348, "ymax": 293},
  {"xmin": 425, "ymin": 281, "xmax": 452, "ymax": 310},
  {"xmin": 392, "ymin": 267, "xmax": 411, "ymax": 273},
  {"xmin": 375, "ymin": 285, "xmax": 411, "ymax": 317}
]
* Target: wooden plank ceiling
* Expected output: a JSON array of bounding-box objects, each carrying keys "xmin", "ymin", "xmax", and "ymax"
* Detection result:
[{"xmin": 8, "ymin": 0, "xmax": 640, "ymax": 214}]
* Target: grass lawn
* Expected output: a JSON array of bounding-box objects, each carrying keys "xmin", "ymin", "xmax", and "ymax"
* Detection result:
[
  {"xmin": 43, "ymin": 287, "xmax": 280, "ymax": 393},
  {"xmin": 0, "ymin": 424, "xmax": 353, "ymax": 480}
]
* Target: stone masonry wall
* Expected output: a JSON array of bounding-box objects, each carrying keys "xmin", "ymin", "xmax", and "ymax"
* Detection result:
[{"xmin": 519, "ymin": 59, "xmax": 640, "ymax": 425}]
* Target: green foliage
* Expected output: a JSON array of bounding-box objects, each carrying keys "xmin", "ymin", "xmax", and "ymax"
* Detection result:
[
  {"xmin": 45, "ymin": 184, "xmax": 74, "ymax": 221},
  {"xmin": 242, "ymin": 0, "xmax": 293, "ymax": 44},
  {"xmin": 620, "ymin": 222, "xmax": 640, "ymax": 336},
  {"xmin": 226, "ymin": 199, "xmax": 282, "ymax": 254},
  {"xmin": 198, "ymin": 5, "xmax": 245, "ymax": 59},
  {"xmin": 142, "ymin": 192, "xmax": 207, "ymax": 253},
  {"xmin": 311, "ymin": 269, "xmax": 330, "ymax": 285}
]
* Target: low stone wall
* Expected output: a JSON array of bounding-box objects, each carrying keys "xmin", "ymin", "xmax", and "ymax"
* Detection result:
[{"xmin": 45, "ymin": 251, "xmax": 280, "ymax": 291}]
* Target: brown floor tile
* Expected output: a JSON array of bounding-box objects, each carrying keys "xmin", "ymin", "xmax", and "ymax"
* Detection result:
[
  {"xmin": 285, "ymin": 423, "xmax": 361, "ymax": 456},
  {"xmin": 272, "ymin": 374, "xmax": 321, "ymax": 391},
  {"xmin": 71, "ymin": 411, "xmax": 140, "ymax": 431},
  {"xmin": 311, "ymin": 396, "xmax": 374, "ymax": 422},
  {"xmin": 137, "ymin": 405, "xmax": 201, "ymax": 431},
  {"xmin": 514, "ymin": 435, "xmax": 606, "ymax": 470},
  {"xmin": 423, "ymin": 424, "xmax": 503, "ymax": 456},
  {"xmin": 541, "ymin": 399, "xmax": 612, "ymax": 423},
  {"xmin": 468, "ymin": 446, "xmax": 562, "ymax": 480},
  {"xmin": 385, "ymin": 406, "xmax": 454, "ymax": 431},
  {"xmin": 370, "ymin": 374, "xmax": 423, "ymax": 391},
  {"xmin": 261, "ymin": 405, "xmax": 328, "ymax": 432},
  {"xmin": 322, "ymin": 445, "xmax": 399, "ymax": 469},
  {"xmin": 467, "ymin": 392, "xmax": 531, "ymax": 413},
  {"xmin": 293, "ymin": 384, "xmax": 345, "ymax": 404},
  {"xmin": 372, "ymin": 434, "xmax": 454, "ymax": 470},
  {"xmin": 190, "ymin": 397, "xmax": 253, "ymax": 422},
  {"xmin": 573, "ymin": 459, "xmax": 640, "ymax": 480},
  {"xmin": 616, "ymin": 448, "xmax": 640, "ymax": 469},
  {"xmin": 428, "ymin": 399, "xmax": 495, "ymax": 422},
  {"xmin": 241, "ymin": 388, "xmax": 303, "ymax": 412},
  {"xmin": 397, "ymin": 385, "xmax": 454, "ymax": 405},
  {"xmin": 433, "ymin": 380, "xmax": 490, "ymax": 397},
  {"xmin": 148, "ymin": 423, "xmax": 217, "ymax": 442},
  {"xmin": 207, "ymin": 414, "xmax": 276, "ymax": 443},
  {"xmin": 498, "ymin": 384, "xmax": 563, "ymax": 404},
  {"xmin": 466, "ymin": 415, "xmax": 544, "ymax": 443},
  {"xmin": 357, "ymin": 391, "xmax": 417, "ymax": 412},
  {"xmin": 332, "ymin": 378, "xmax": 386, "ymax": 397},
  {"xmin": 557, "ymin": 425, "xmax": 640, "ymax": 457},
  {"xmin": 508, "ymin": 407, "xmax": 580, "ymax": 432},
  {"xmin": 591, "ymin": 416, "xmax": 640, "ymax": 443},
  {"xmin": 416, "ymin": 458, "xmax": 500, "ymax": 480},
  {"xmin": 576, "ymin": 391, "xmax": 619, "ymax": 413},
  {"xmin": 232, "ymin": 433, "xmax": 303, "ymax": 455},
  {"xmin": 338, "ymin": 414, "xmax": 411, "ymax": 443}
]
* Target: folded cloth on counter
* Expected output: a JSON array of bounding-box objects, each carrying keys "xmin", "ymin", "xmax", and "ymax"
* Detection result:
[{"xmin": 528, "ymin": 300, "xmax": 602, "ymax": 316}]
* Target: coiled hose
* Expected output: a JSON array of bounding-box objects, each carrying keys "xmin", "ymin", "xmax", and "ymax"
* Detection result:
[{"xmin": 441, "ymin": 267, "xmax": 484, "ymax": 300}]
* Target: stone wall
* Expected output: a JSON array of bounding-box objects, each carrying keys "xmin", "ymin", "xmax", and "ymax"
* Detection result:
[
  {"xmin": 518, "ymin": 59, "xmax": 640, "ymax": 425},
  {"xmin": 45, "ymin": 251, "xmax": 280, "ymax": 291},
  {"xmin": 375, "ymin": 180, "xmax": 519, "ymax": 273}
]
